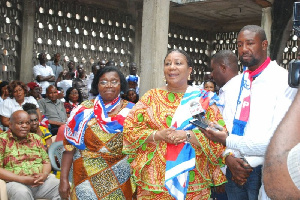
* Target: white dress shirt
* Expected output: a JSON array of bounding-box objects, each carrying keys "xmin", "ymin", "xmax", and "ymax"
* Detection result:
[
  {"xmin": 57, "ymin": 80, "xmax": 73, "ymax": 96},
  {"xmin": 218, "ymin": 74, "xmax": 243, "ymax": 133},
  {"xmin": 0, "ymin": 96, "xmax": 39, "ymax": 118},
  {"xmin": 225, "ymin": 61, "xmax": 297, "ymax": 167},
  {"xmin": 33, "ymin": 64, "xmax": 54, "ymax": 94}
]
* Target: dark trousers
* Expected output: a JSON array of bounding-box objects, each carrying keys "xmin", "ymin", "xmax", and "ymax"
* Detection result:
[
  {"xmin": 49, "ymin": 124, "xmax": 60, "ymax": 136},
  {"xmin": 225, "ymin": 165, "xmax": 262, "ymax": 200}
]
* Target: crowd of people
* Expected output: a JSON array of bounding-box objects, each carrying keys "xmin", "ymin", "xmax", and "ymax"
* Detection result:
[{"xmin": 0, "ymin": 24, "xmax": 299, "ymax": 200}]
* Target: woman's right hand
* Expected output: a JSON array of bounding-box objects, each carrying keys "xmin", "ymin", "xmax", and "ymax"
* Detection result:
[{"xmin": 59, "ymin": 178, "xmax": 70, "ymax": 199}]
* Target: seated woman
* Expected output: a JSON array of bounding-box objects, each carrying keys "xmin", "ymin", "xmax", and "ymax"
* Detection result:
[
  {"xmin": 27, "ymin": 82, "xmax": 43, "ymax": 101},
  {"xmin": 0, "ymin": 80, "xmax": 41, "ymax": 128},
  {"xmin": 0, "ymin": 81, "xmax": 9, "ymax": 131},
  {"xmin": 64, "ymin": 87, "xmax": 83, "ymax": 118},
  {"xmin": 22, "ymin": 103, "xmax": 52, "ymax": 151},
  {"xmin": 59, "ymin": 66, "xmax": 134, "ymax": 199},
  {"xmin": 0, "ymin": 81, "xmax": 9, "ymax": 103},
  {"xmin": 55, "ymin": 87, "xmax": 84, "ymax": 142},
  {"xmin": 123, "ymin": 49, "xmax": 226, "ymax": 199}
]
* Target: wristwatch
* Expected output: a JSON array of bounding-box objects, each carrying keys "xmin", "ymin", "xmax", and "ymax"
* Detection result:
[{"xmin": 186, "ymin": 131, "xmax": 191, "ymax": 143}]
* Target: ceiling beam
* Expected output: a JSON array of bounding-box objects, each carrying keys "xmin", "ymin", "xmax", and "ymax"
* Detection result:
[{"xmin": 252, "ymin": 0, "xmax": 273, "ymax": 8}]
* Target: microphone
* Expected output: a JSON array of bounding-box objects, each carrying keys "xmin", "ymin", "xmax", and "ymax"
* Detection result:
[
  {"xmin": 189, "ymin": 101, "xmax": 205, "ymax": 120},
  {"xmin": 189, "ymin": 101, "xmax": 223, "ymax": 131},
  {"xmin": 189, "ymin": 101, "xmax": 208, "ymax": 129}
]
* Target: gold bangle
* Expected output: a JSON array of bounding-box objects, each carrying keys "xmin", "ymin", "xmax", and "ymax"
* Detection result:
[{"xmin": 153, "ymin": 131, "xmax": 157, "ymax": 143}]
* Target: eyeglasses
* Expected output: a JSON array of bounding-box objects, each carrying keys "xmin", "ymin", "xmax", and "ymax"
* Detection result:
[{"xmin": 99, "ymin": 80, "xmax": 120, "ymax": 86}]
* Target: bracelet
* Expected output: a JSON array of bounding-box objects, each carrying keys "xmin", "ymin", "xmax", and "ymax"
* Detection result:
[
  {"xmin": 186, "ymin": 131, "xmax": 191, "ymax": 143},
  {"xmin": 222, "ymin": 152, "xmax": 234, "ymax": 164},
  {"xmin": 153, "ymin": 131, "xmax": 157, "ymax": 143}
]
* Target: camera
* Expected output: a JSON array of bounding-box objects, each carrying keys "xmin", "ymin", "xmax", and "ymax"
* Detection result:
[
  {"xmin": 288, "ymin": 60, "xmax": 300, "ymax": 88},
  {"xmin": 288, "ymin": 2, "xmax": 300, "ymax": 88}
]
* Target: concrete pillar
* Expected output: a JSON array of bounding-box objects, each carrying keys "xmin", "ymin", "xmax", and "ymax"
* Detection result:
[
  {"xmin": 19, "ymin": 0, "xmax": 35, "ymax": 83},
  {"xmin": 261, "ymin": 6, "xmax": 272, "ymax": 56},
  {"xmin": 133, "ymin": 9, "xmax": 143, "ymax": 76},
  {"xmin": 140, "ymin": 0, "xmax": 170, "ymax": 95}
]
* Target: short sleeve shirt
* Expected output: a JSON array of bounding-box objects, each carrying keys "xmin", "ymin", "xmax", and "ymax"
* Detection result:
[
  {"xmin": 38, "ymin": 98, "xmax": 67, "ymax": 123},
  {"xmin": 33, "ymin": 64, "xmax": 55, "ymax": 94},
  {"xmin": 0, "ymin": 96, "xmax": 39, "ymax": 118},
  {"xmin": 0, "ymin": 132, "xmax": 49, "ymax": 176}
]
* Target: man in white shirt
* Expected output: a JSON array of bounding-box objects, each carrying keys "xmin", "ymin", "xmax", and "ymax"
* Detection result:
[
  {"xmin": 33, "ymin": 53, "xmax": 55, "ymax": 97},
  {"xmin": 202, "ymin": 25, "xmax": 297, "ymax": 200},
  {"xmin": 47, "ymin": 53, "xmax": 63, "ymax": 81},
  {"xmin": 211, "ymin": 50, "xmax": 242, "ymax": 132},
  {"xmin": 210, "ymin": 50, "xmax": 242, "ymax": 199},
  {"xmin": 263, "ymin": 87, "xmax": 300, "ymax": 199}
]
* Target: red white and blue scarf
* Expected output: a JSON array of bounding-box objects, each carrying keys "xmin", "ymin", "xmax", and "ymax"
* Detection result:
[
  {"xmin": 65, "ymin": 94, "xmax": 134, "ymax": 150},
  {"xmin": 165, "ymin": 86, "xmax": 219, "ymax": 200},
  {"xmin": 232, "ymin": 57, "xmax": 270, "ymax": 136}
]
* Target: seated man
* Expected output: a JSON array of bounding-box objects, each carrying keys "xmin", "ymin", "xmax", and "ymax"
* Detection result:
[
  {"xmin": 0, "ymin": 110, "xmax": 60, "ymax": 200},
  {"xmin": 38, "ymin": 85, "xmax": 67, "ymax": 136}
]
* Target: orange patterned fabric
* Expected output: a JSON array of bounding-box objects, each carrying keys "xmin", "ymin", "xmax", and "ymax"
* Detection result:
[
  {"xmin": 64, "ymin": 100, "xmax": 133, "ymax": 199},
  {"xmin": 123, "ymin": 88, "xmax": 227, "ymax": 199}
]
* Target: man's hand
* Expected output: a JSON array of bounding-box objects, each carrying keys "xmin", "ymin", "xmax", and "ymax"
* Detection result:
[
  {"xmin": 226, "ymin": 155, "xmax": 253, "ymax": 185},
  {"xmin": 32, "ymin": 173, "xmax": 48, "ymax": 187},
  {"xmin": 18, "ymin": 175, "xmax": 37, "ymax": 186},
  {"xmin": 201, "ymin": 127, "xmax": 228, "ymax": 145}
]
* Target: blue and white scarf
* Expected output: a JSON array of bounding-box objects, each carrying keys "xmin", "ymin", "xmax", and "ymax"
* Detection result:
[{"xmin": 164, "ymin": 86, "xmax": 219, "ymax": 200}]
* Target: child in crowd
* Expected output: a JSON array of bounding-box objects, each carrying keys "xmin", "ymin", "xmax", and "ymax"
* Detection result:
[{"xmin": 125, "ymin": 88, "xmax": 139, "ymax": 103}]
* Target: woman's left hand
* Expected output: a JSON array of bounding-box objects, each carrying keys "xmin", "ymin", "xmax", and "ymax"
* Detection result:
[{"xmin": 167, "ymin": 130, "xmax": 187, "ymax": 145}]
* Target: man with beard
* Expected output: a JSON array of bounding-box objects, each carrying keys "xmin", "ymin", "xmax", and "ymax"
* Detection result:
[
  {"xmin": 33, "ymin": 53, "xmax": 55, "ymax": 97},
  {"xmin": 201, "ymin": 25, "xmax": 297, "ymax": 200}
]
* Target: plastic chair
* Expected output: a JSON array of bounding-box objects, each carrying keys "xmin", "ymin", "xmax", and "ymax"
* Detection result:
[
  {"xmin": 0, "ymin": 179, "xmax": 8, "ymax": 200},
  {"xmin": 48, "ymin": 141, "xmax": 73, "ymax": 183}
]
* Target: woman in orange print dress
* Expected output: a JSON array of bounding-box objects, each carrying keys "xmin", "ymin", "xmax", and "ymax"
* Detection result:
[{"xmin": 123, "ymin": 49, "xmax": 227, "ymax": 200}]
